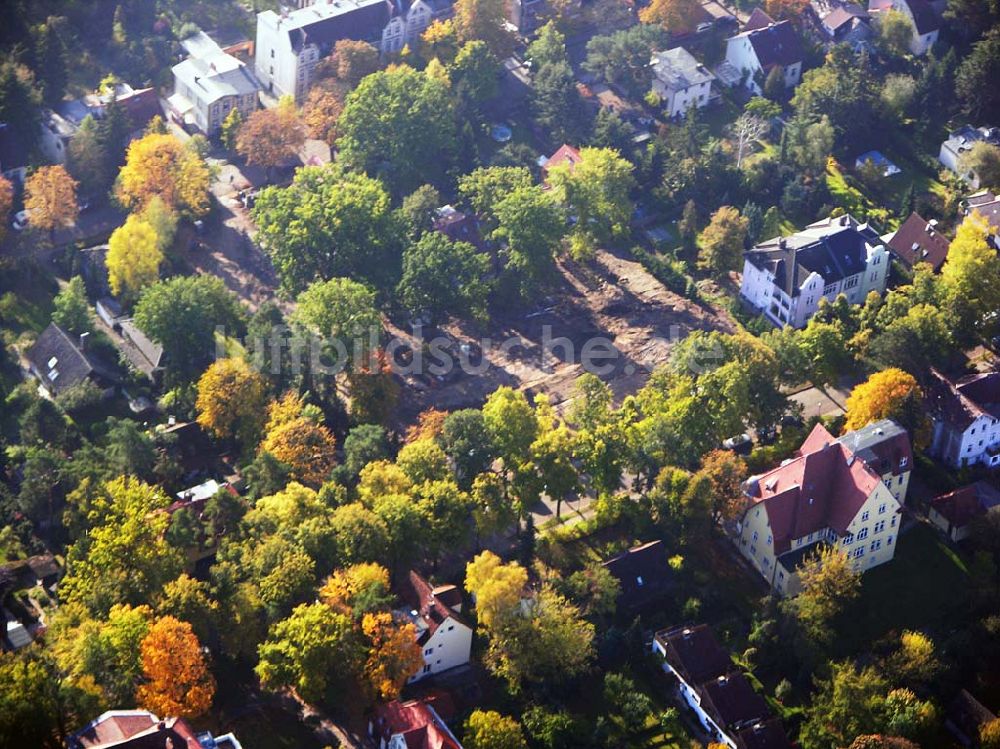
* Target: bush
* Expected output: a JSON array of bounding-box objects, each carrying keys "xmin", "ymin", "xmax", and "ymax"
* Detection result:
[{"xmin": 55, "ymin": 379, "xmax": 103, "ymax": 414}]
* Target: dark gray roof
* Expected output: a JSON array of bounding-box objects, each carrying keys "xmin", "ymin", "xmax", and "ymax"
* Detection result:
[
  {"xmin": 735, "ymin": 20, "xmax": 804, "ymax": 69},
  {"xmin": 119, "ymin": 319, "xmax": 165, "ymax": 378},
  {"xmin": 281, "ymin": 0, "xmax": 391, "ymax": 54},
  {"xmin": 744, "ymin": 215, "xmax": 881, "ymax": 297},
  {"xmin": 0, "ymin": 123, "xmax": 28, "ymax": 172},
  {"xmin": 904, "ymin": 0, "xmax": 939, "ymax": 34},
  {"xmin": 26, "ymin": 323, "xmax": 114, "ymax": 395}
]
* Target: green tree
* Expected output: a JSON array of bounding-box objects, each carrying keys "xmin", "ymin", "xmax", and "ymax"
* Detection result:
[
  {"xmin": 33, "ymin": 18, "xmax": 69, "ymax": 106},
  {"xmin": 493, "ymin": 185, "xmax": 565, "ymax": 295},
  {"xmin": 697, "ymin": 205, "xmax": 749, "ymax": 276},
  {"xmin": 342, "ymin": 424, "xmax": 389, "ymax": 481},
  {"xmin": 52, "ymin": 277, "xmax": 92, "ymax": 335},
  {"xmin": 0, "ymin": 61, "xmax": 42, "ymax": 153},
  {"xmin": 877, "ymin": 9, "xmax": 914, "ymax": 57},
  {"xmin": 960, "ymin": 141, "xmax": 1000, "ymax": 191},
  {"xmin": 583, "ymin": 25, "xmax": 668, "ymax": 96},
  {"xmin": 956, "ymin": 27, "xmax": 1000, "ymax": 120},
  {"xmin": 331, "ymin": 503, "xmax": 390, "ymax": 565},
  {"xmin": 532, "ymin": 61, "xmax": 586, "ymax": 143},
  {"xmin": 337, "ymin": 67, "xmax": 457, "ymax": 195},
  {"xmin": 67, "ymin": 115, "xmax": 110, "ymax": 196},
  {"xmin": 441, "ymin": 409, "xmax": 496, "ymax": 488},
  {"xmin": 482, "ymin": 387, "xmax": 539, "ymax": 467},
  {"xmin": 785, "ymin": 545, "xmax": 860, "ymax": 645},
  {"xmin": 293, "ymin": 277, "xmax": 381, "ymax": 344},
  {"xmin": 940, "ymin": 216, "xmax": 1000, "ymax": 343},
  {"xmin": 399, "ymin": 184, "xmax": 442, "ymax": 238},
  {"xmin": 465, "ymin": 710, "xmax": 528, "ymax": 749},
  {"xmin": 800, "ymin": 663, "xmax": 890, "ymax": 749},
  {"xmin": 450, "ymin": 41, "xmax": 499, "ymax": 103},
  {"xmin": 397, "ymin": 232, "xmax": 491, "ymax": 322},
  {"xmin": 252, "ymin": 164, "xmax": 399, "ymax": 293},
  {"xmin": 527, "ymin": 21, "xmax": 568, "ymax": 69},
  {"xmin": 220, "ymin": 108, "xmax": 243, "ymax": 151}
]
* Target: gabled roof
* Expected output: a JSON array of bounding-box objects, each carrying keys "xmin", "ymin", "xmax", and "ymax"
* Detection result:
[
  {"xmin": 927, "ymin": 369, "xmax": 1000, "ymax": 432},
  {"xmin": 700, "ymin": 672, "xmax": 770, "ymax": 730},
  {"xmin": 743, "ymin": 420, "xmax": 907, "ymax": 554},
  {"xmin": 744, "ymin": 7, "xmax": 775, "ymax": 30},
  {"xmin": 26, "ymin": 323, "xmax": 114, "ymax": 395},
  {"xmin": 397, "ymin": 570, "xmax": 468, "ymax": 645},
  {"xmin": 372, "ymin": 698, "xmax": 463, "ymax": 749},
  {"xmin": 835, "ymin": 419, "xmax": 913, "ymax": 478},
  {"xmin": 901, "ymin": 0, "xmax": 939, "ymax": 33},
  {"xmin": 730, "ymin": 20, "xmax": 804, "ymax": 70},
  {"xmin": 744, "ymin": 214, "xmax": 882, "ymax": 297},
  {"xmin": 963, "ymin": 192, "xmax": 1000, "ymax": 235},
  {"xmin": 822, "ymin": 4, "xmax": 868, "ymax": 32},
  {"xmin": 601, "ymin": 540, "xmax": 672, "ymax": 607},
  {"xmin": 69, "ymin": 712, "xmax": 204, "ymax": 749},
  {"xmin": 650, "ymin": 47, "xmax": 716, "ymax": 92},
  {"xmin": 734, "ymin": 718, "xmax": 795, "ymax": 749},
  {"xmin": 117, "ymin": 87, "xmax": 163, "ymax": 131},
  {"xmin": 119, "ymin": 319, "xmax": 165, "ymax": 377},
  {"xmin": 542, "ymin": 144, "xmax": 582, "ymax": 174},
  {"xmin": 264, "ymin": 0, "xmax": 390, "ymax": 54},
  {"xmin": 887, "ymin": 212, "xmax": 950, "ymax": 271},
  {"xmin": 654, "ymin": 624, "xmax": 733, "ymax": 685},
  {"xmin": 931, "ymin": 481, "xmax": 1000, "ymax": 529}
]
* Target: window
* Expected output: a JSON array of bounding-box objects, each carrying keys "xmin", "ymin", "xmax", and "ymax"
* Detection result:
[
  {"xmin": 900, "ymin": 457, "xmax": 908, "ymax": 468},
  {"xmin": 271, "ymin": 49, "xmax": 275, "ymax": 58},
  {"xmin": 752, "ymin": 531, "xmax": 758, "ymax": 542},
  {"xmin": 853, "ymin": 547, "xmax": 865, "ymax": 558},
  {"xmin": 878, "ymin": 503, "xmax": 887, "ymax": 514},
  {"xmin": 887, "ymin": 535, "xmax": 893, "ymax": 545},
  {"xmin": 874, "ymin": 520, "xmax": 886, "ymax": 534},
  {"xmin": 870, "ymin": 540, "xmax": 882, "ymax": 552},
  {"xmin": 423, "ymin": 664, "xmax": 432, "ymax": 673},
  {"xmin": 891, "ymin": 516, "xmax": 897, "ymax": 527},
  {"xmin": 857, "ymin": 527, "xmax": 869, "ymax": 540},
  {"xmin": 884, "ymin": 479, "xmax": 892, "ymax": 489},
  {"xmin": 898, "ymin": 476, "xmax": 904, "ymax": 486},
  {"xmin": 447, "ymin": 625, "xmax": 454, "ymax": 631},
  {"xmin": 424, "ymin": 648, "xmax": 433, "ymax": 656},
  {"xmin": 861, "ymin": 511, "xmax": 870, "ymax": 522},
  {"xmin": 636, "ymin": 575, "xmax": 645, "ymax": 587},
  {"xmin": 766, "ymin": 534, "xmax": 772, "ymax": 545},
  {"xmin": 842, "ymin": 533, "xmax": 854, "ymax": 546}
]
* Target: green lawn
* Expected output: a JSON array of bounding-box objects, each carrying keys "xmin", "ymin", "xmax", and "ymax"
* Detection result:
[{"xmin": 839, "ymin": 522, "xmax": 970, "ymax": 654}]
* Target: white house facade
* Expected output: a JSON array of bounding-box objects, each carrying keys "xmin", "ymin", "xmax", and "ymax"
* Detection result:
[
  {"xmin": 927, "ymin": 370, "xmax": 1000, "ymax": 469},
  {"xmin": 737, "ymin": 421, "xmax": 909, "ymax": 596},
  {"xmin": 885, "ymin": 0, "xmax": 939, "ymax": 54},
  {"xmin": 939, "ymin": 126, "xmax": 1000, "ymax": 187},
  {"xmin": 724, "ymin": 20, "xmax": 803, "ymax": 95},
  {"xmin": 255, "ymin": 0, "xmax": 451, "ymax": 101},
  {"xmin": 650, "ymin": 47, "xmax": 715, "ymax": 118},
  {"xmin": 398, "ymin": 571, "xmax": 473, "ymax": 683},
  {"xmin": 740, "ymin": 214, "xmax": 890, "ymax": 329}
]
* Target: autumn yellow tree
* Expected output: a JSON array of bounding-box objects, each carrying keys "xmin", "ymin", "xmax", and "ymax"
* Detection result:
[
  {"xmin": 106, "ymin": 214, "xmax": 163, "ymax": 302},
  {"xmin": 0, "ymin": 175, "xmax": 13, "ymax": 243},
  {"xmin": 24, "ymin": 165, "xmax": 79, "ymax": 238},
  {"xmin": 639, "ymin": 0, "xmax": 702, "ymax": 33},
  {"xmin": 844, "ymin": 368, "xmax": 930, "ymax": 448},
  {"xmin": 361, "ymin": 611, "xmax": 424, "ymax": 699},
  {"xmin": 260, "ymin": 416, "xmax": 337, "ymax": 487},
  {"xmin": 453, "ymin": 0, "xmax": 515, "ymax": 58},
  {"xmin": 196, "ymin": 357, "xmax": 271, "ymax": 450},
  {"xmin": 320, "ymin": 563, "xmax": 393, "ymax": 616},
  {"xmin": 136, "ymin": 616, "xmax": 216, "ymax": 718},
  {"xmin": 115, "ymin": 132, "xmax": 211, "ymax": 218},
  {"xmin": 465, "ymin": 551, "xmax": 527, "ymax": 631},
  {"xmin": 764, "ymin": 0, "xmax": 809, "ymax": 22},
  {"xmin": 787, "ymin": 544, "xmax": 860, "ymax": 643},
  {"xmin": 421, "ymin": 19, "xmax": 460, "ymax": 64},
  {"xmin": 236, "ymin": 99, "xmax": 307, "ymax": 175}
]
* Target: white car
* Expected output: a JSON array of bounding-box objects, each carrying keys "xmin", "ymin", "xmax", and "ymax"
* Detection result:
[{"xmin": 11, "ymin": 210, "xmax": 29, "ymax": 231}]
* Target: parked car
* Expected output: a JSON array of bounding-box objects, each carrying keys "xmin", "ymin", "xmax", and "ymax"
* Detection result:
[
  {"xmin": 757, "ymin": 425, "xmax": 778, "ymax": 445},
  {"xmin": 722, "ymin": 433, "xmax": 753, "ymax": 455},
  {"xmin": 11, "ymin": 210, "xmax": 29, "ymax": 231}
]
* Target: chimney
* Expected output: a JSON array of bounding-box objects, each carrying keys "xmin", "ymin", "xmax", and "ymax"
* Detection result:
[
  {"xmin": 79, "ymin": 332, "xmax": 90, "ymax": 350},
  {"xmin": 778, "ymin": 237, "xmax": 787, "ymax": 248}
]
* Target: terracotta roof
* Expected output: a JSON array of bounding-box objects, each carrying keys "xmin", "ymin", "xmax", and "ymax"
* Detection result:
[
  {"xmin": 117, "ymin": 87, "xmax": 163, "ymax": 132},
  {"xmin": 654, "ymin": 624, "xmax": 733, "ymax": 685},
  {"xmin": 372, "ymin": 699, "xmax": 462, "ymax": 749},
  {"xmin": 931, "ymin": 481, "xmax": 1000, "ymax": 529},
  {"xmin": 744, "ymin": 7, "xmax": 775, "ymax": 30},
  {"xmin": 398, "ymin": 570, "xmax": 467, "ymax": 644},
  {"xmin": 744, "ymin": 421, "xmax": 908, "ymax": 554},
  {"xmin": 734, "ymin": 718, "xmax": 795, "ymax": 749},
  {"xmin": 887, "ymin": 212, "xmax": 950, "ymax": 271},
  {"xmin": 542, "ymin": 144, "xmax": 582, "ymax": 174},
  {"xmin": 70, "ymin": 712, "xmax": 201, "ymax": 749},
  {"xmin": 700, "ymin": 672, "xmax": 770, "ymax": 729},
  {"xmin": 927, "ymin": 369, "xmax": 1000, "ymax": 432},
  {"xmin": 601, "ymin": 540, "xmax": 673, "ymax": 608}
]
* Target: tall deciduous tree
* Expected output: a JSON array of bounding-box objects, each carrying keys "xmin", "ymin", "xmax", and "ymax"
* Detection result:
[
  {"xmin": 465, "ymin": 551, "xmax": 528, "ymax": 630},
  {"xmin": 252, "ymin": 164, "xmax": 399, "ymax": 293},
  {"xmin": 24, "ymin": 165, "xmax": 79, "ymax": 238},
  {"xmin": 51, "ymin": 277, "xmax": 91, "ymax": 335},
  {"xmin": 0, "ymin": 174, "xmax": 12, "ymax": 243},
  {"xmin": 940, "ymin": 215, "xmax": 1000, "ymax": 343},
  {"xmin": 787, "ymin": 545, "xmax": 860, "ymax": 644},
  {"xmin": 453, "ymin": 0, "xmax": 515, "ymax": 58},
  {"xmin": 361, "ymin": 612, "xmax": 423, "ymax": 699},
  {"xmin": 106, "ymin": 214, "xmax": 162, "ymax": 302},
  {"xmin": 333, "ymin": 39, "xmax": 381, "ymax": 86},
  {"xmin": 697, "ymin": 205, "xmax": 749, "ymax": 276},
  {"xmin": 639, "ymin": 0, "xmax": 702, "ymax": 33},
  {"xmin": 397, "ymin": 232, "xmax": 491, "ymax": 322},
  {"xmin": 67, "ymin": 115, "xmax": 110, "ymax": 196},
  {"xmin": 845, "ymin": 368, "xmax": 929, "ymax": 446},
  {"xmin": 115, "ymin": 132, "xmax": 211, "ymax": 218},
  {"xmin": 196, "ymin": 357, "xmax": 270, "ymax": 450},
  {"xmin": 236, "ymin": 100, "xmax": 306, "ymax": 175},
  {"xmin": 464, "ymin": 710, "xmax": 528, "ymax": 749},
  {"xmin": 303, "ymin": 83, "xmax": 345, "ymax": 145},
  {"xmin": 260, "ymin": 417, "xmax": 337, "ymax": 487},
  {"xmin": 960, "ymin": 142, "xmax": 1000, "ymax": 192},
  {"xmin": 136, "ymin": 616, "xmax": 216, "ymax": 718}
]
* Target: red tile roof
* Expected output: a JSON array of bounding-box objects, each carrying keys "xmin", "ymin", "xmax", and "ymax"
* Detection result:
[
  {"xmin": 398, "ymin": 570, "xmax": 467, "ymax": 644},
  {"xmin": 744, "ymin": 7, "xmax": 775, "ymax": 30},
  {"xmin": 372, "ymin": 699, "xmax": 462, "ymax": 749},
  {"xmin": 745, "ymin": 424, "xmax": 893, "ymax": 554},
  {"xmin": 71, "ymin": 712, "xmax": 201, "ymax": 749},
  {"xmin": 931, "ymin": 481, "xmax": 1000, "ymax": 529},
  {"xmin": 887, "ymin": 212, "xmax": 950, "ymax": 271},
  {"xmin": 543, "ymin": 144, "xmax": 582, "ymax": 174}
]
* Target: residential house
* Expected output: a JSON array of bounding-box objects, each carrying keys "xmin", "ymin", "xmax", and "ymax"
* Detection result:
[
  {"xmin": 397, "ymin": 570, "xmax": 473, "ymax": 682},
  {"xmin": 885, "ymin": 212, "xmax": 950, "ymax": 271},
  {"xmin": 745, "ymin": 7, "xmax": 776, "ymax": 30},
  {"xmin": 601, "ymin": 540, "xmax": 673, "ymax": 610},
  {"xmin": 25, "ymin": 323, "xmax": 118, "ymax": 398},
  {"xmin": 737, "ymin": 420, "xmax": 909, "ymax": 595},
  {"xmin": 0, "ymin": 123, "xmax": 28, "ymax": 185},
  {"xmin": 960, "ymin": 191, "xmax": 1000, "ymax": 249},
  {"xmin": 724, "ymin": 20, "xmax": 804, "ymax": 95},
  {"xmin": 508, "ymin": 0, "xmax": 547, "ymax": 32},
  {"xmin": 929, "ymin": 482, "xmax": 1000, "ymax": 542},
  {"xmin": 69, "ymin": 710, "xmax": 242, "ymax": 749},
  {"xmin": 740, "ymin": 213, "xmax": 890, "ymax": 329},
  {"xmin": 819, "ymin": 4, "xmax": 871, "ymax": 41},
  {"xmin": 540, "ymin": 143, "xmax": 582, "ymax": 187},
  {"xmin": 117, "ymin": 318, "xmax": 165, "ymax": 382},
  {"xmin": 169, "ymin": 31, "xmax": 261, "ymax": 135},
  {"xmin": 870, "ymin": 0, "xmax": 939, "ymax": 54},
  {"xmin": 650, "ymin": 47, "xmax": 716, "ymax": 118},
  {"xmin": 938, "ymin": 125, "xmax": 1000, "ymax": 186},
  {"xmin": 652, "ymin": 624, "xmax": 792, "ymax": 749},
  {"xmin": 369, "ymin": 694, "xmax": 463, "ymax": 749},
  {"xmin": 926, "ymin": 369, "xmax": 1000, "ymax": 469},
  {"xmin": 434, "ymin": 205, "xmax": 485, "ymax": 249},
  {"xmin": 255, "ymin": 0, "xmax": 451, "ymax": 102}
]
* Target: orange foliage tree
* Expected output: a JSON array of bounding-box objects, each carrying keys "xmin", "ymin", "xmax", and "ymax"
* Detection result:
[
  {"xmin": 639, "ymin": 0, "xmax": 703, "ymax": 33},
  {"xmin": 115, "ymin": 133, "xmax": 211, "ymax": 218},
  {"xmin": 0, "ymin": 175, "xmax": 13, "ymax": 242},
  {"xmin": 361, "ymin": 612, "xmax": 424, "ymax": 700},
  {"xmin": 260, "ymin": 416, "xmax": 337, "ymax": 487},
  {"xmin": 196, "ymin": 357, "xmax": 271, "ymax": 451},
  {"xmin": 303, "ymin": 83, "xmax": 345, "ymax": 145},
  {"xmin": 844, "ymin": 368, "xmax": 930, "ymax": 448},
  {"xmin": 764, "ymin": 0, "xmax": 809, "ymax": 22},
  {"xmin": 136, "ymin": 616, "xmax": 216, "ymax": 718},
  {"xmin": 236, "ymin": 100, "xmax": 306, "ymax": 174},
  {"xmin": 24, "ymin": 165, "xmax": 79, "ymax": 237}
]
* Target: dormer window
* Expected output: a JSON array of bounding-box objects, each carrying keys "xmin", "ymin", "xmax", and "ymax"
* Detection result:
[
  {"xmin": 899, "ymin": 457, "xmax": 908, "ymax": 468},
  {"xmin": 636, "ymin": 576, "xmax": 644, "ymax": 587}
]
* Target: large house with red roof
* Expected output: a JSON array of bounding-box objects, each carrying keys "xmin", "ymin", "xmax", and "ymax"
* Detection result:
[
  {"xmin": 369, "ymin": 694, "xmax": 464, "ymax": 749},
  {"xmin": 737, "ymin": 420, "xmax": 910, "ymax": 595},
  {"xmin": 69, "ymin": 710, "xmax": 242, "ymax": 749},
  {"xmin": 397, "ymin": 570, "xmax": 473, "ymax": 683}
]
